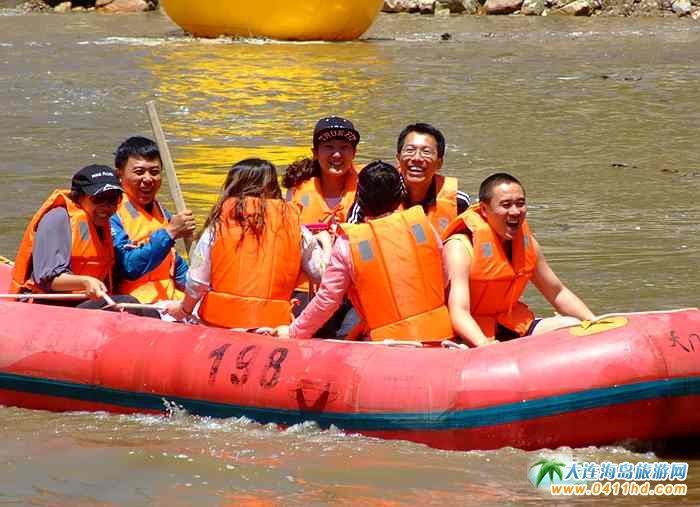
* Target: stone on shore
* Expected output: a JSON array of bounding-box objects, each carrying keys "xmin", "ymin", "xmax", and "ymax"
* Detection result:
[
  {"xmin": 418, "ymin": 0, "xmax": 436, "ymax": 13},
  {"xmin": 484, "ymin": 0, "xmax": 523, "ymax": 14},
  {"xmin": 671, "ymin": 0, "xmax": 692, "ymax": 14},
  {"xmin": 382, "ymin": 0, "xmax": 419, "ymax": 12},
  {"xmin": 97, "ymin": 0, "xmax": 149, "ymax": 12},
  {"xmin": 54, "ymin": 1, "xmax": 71, "ymax": 11},
  {"xmin": 436, "ymin": 0, "xmax": 478, "ymax": 12},
  {"xmin": 558, "ymin": 0, "xmax": 594, "ymax": 14},
  {"xmin": 435, "ymin": 2, "xmax": 452, "ymax": 14},
  {"xmin": 522, "ymin": 0, "xmax": 545, "ymax": 14}
]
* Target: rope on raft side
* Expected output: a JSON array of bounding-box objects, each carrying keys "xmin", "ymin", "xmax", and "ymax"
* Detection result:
[{"xmin": 0, "ymin": 255, "xmax": 14, "ymax": 266}]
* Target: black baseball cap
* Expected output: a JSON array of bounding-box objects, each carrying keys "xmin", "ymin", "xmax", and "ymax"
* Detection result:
[
  {"xmin": 71, "ymin": 164, "xmax": 123, "ymax": 197},
  {"xmin": 313, "ymin": 116, "xmax": 360, "ymax": 147}
]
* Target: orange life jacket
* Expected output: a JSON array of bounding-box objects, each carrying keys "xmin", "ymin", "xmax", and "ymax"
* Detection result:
[
  {"xmin": 11, "ymin": 189, "xmax": 115, "ymax": 294},
  {"xmin": 345, "ymin": 206, "xmax": 453, "ymax": 343},
  {"xmin": 289, "ymin": 167, "xmax": 359, "ymax": 293},
  {"xmin": 400, "ymin": 175, "xmax": 458, "ymax": 235},
  {"xmin": 198, "ymin": 197, "xmax": 302, "ymax": 328},
  {"xmin": 290, "ymin": 167, "xmax": 358, "ymax": 225},
  {"xmin": 114, "ymin": 197, "xmax": 183, "ymax": 303},
  {"xmin": 442, "ymin": 203, "xmax": 538, "ymax": 337}
]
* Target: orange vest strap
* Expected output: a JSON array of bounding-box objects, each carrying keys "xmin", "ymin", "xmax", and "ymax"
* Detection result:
[{"xmin": 428, "ymin": 175, "xmax": 458, "ymax": 233}]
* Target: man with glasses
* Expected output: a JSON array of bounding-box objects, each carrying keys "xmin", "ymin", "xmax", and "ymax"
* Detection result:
[
  {"xmin": 111, "ymin": 136, "xmax": 195, "ymax": 304},
  {"xmin": 10, "ymin": 165, "xmax": 157, "ymax": 315},
  {"xmin": 347, "ymin": 123, "xmax": 471, "ymax": 232}
]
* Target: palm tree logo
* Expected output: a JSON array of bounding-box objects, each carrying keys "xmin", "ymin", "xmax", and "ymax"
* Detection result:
[{"xmin": 529, "ymin": 457, "xmax": 567, "ymax": 487}]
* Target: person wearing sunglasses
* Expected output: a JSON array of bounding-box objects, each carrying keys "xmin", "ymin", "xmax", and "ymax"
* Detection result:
[
  {"xmin": 10, "ymin": 164, "xmax": 158, "ymax": 316},
  {"xmin": 347, "ymin": 123, "xmax": 471, "ymax": 234}
]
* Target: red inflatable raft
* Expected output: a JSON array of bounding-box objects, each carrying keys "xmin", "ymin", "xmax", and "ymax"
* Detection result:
[{"xmin": 0, "ymin": 263, "xmax": 698, "ymax": 451}]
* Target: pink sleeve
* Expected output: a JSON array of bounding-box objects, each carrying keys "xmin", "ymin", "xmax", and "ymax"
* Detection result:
[{"xmin": 290, "ymin": 237, "xmax": 354, "ymax": 339}]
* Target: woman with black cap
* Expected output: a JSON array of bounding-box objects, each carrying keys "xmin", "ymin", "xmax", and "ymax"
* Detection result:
[
  {"xmin": 282, "ymin": 116, "xmax": 363, "ymax": 335},
  {"xmin": 283, "ymin": 116, "xmax": 361, "ymax": 226},
  {"xmin": 10, "ymin": 164, "xmax": 158, "ymax": 316}
]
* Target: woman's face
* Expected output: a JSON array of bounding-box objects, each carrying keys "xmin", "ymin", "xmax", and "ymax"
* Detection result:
[
  {"xmin": 313, "ymin": 139, "xmax": 356, "ymax": 179},
  {"xmin": 78, "ymin": 190, "xmax": 122, "ymax": 228}
]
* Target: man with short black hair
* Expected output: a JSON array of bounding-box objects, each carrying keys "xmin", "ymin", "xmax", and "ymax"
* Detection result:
[
  {"xmin": 443, "ymin": 173, "xmax": 595, "ymax": 347},
  {"xmin": 347, "ymin": 123, "xmax": 471, "ymax": 232},
  {"xmin": 111, "ymin": 136, "xmax": 195, "ymax": 303}
]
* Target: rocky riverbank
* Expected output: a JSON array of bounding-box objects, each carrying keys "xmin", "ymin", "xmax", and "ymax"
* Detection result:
[
  {"xmin": 15, "ymin": 0, "xmax": 700, "ymax": 17},
  {"xmin": 384, "ymin": 0, "xmax": 700, "ymax": 17},
  {"xmin": 19, "ymin": 0, "xmax": 156, "ymax": 12}
]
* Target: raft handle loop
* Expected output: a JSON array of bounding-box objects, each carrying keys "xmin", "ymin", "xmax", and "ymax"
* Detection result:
[
  {"xmin": 289, "ymin": 378, "xmax": 337, "ymax": 408},
  {"xmin": 379, "ymin": 339, "xmax": 424, "ymax": 348},
  {"xmin": 441, "ymin": 340, "xmax": 469, "ymax": 350}
]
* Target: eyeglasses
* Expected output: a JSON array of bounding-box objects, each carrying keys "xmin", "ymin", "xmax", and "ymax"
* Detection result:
[
  {"xmin": 90, "ymin": 191, "xmax": 122, "ymax": 206},
  {"xmin": 400, "ymin": 145, "xmax": 438, "ymax": 159}
]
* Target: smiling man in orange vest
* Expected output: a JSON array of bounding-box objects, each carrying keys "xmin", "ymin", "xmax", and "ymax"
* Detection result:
[
  {"xmin": 442, "ymin": 173, "xmax": 595, "ymax": 347},
  {"xmin": 111, "ymin": 136, "xmax": 196, "ymax": 303},
  {"xmin": 347, "ymin": 123, "xmax": 471, "ymax": 234}
]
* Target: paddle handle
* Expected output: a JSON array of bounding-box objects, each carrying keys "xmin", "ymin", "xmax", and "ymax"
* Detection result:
[
  {"xmin": 145, "ymin": 100, "xmax": 193, "ymax": 254},
  {"xmin": 0, "ymin": 293, "xmax": 88, "ymax": 300}
]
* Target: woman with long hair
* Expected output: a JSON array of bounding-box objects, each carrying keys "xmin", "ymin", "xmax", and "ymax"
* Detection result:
[{"xmin": 166, "ymin": 158, "xmax": 326, "ymax": 329}]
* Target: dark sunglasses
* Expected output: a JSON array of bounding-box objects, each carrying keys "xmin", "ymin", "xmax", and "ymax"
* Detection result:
[{"xmin": 90, "ymin": 191, "xmax": 122, "ymax": 206}]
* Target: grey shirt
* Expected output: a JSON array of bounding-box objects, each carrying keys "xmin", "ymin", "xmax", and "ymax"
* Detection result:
[{"xmin": 31, "ymin": 207, "xmax": 73, "ymax": 290}]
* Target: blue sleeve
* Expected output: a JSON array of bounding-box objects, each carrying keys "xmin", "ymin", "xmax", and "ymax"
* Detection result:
[
  {"xmin": 161, "ymin": 207, "xmax": 189, "ymax": 288},
  {"xmin": 174, "ymin": 251, "xmax": 189, "ymax": 289},
  {"xmin": 111, "ymin": 213, "xmax": 177, "ymax": 281}
]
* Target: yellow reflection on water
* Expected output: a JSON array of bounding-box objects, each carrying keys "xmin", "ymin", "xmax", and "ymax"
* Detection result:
[
  {"xmin": 143, "ymin": 41, "xmax": 387, "ymax": 211},
  {"xmin": 176, "ymin": 144, "xmax": 311, "ymax": 209}
]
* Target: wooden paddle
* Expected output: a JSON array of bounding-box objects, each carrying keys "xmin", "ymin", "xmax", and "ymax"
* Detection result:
[{"xmin": 145, "ymin": 100, "xmax": 193, "ymax": 256}]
